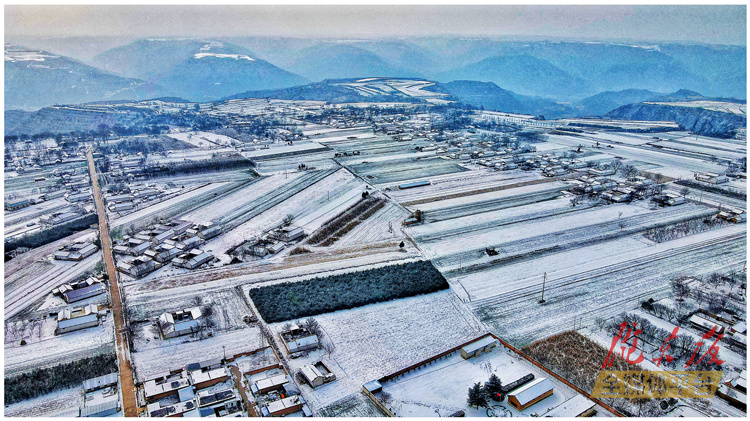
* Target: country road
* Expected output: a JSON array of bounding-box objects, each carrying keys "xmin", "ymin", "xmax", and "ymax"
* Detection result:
[{"xmin": 87, "ymin": 149, "xmax": 138, "ymax": 417}]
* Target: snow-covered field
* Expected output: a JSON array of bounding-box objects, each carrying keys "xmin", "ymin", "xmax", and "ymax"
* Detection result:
[
  {"xmin": 5, "ymin": 314, "xmax": 115, "ymax": 376},
  {"xmin": 241, "ymin": 141, "xmax": 327, "ymax": 158},
  {"xmin": 4, "ymin": 386, "xmax": 83, "ymax": 417},
  {"xmin": 421, "ymin": 203, "xmax": 713, "ymax": 267},
  {"xmin": 350, "ymin": 156, "xmax": 468, "ymax": 186},
  {"xmin": 546, "ymin": 132, "xmax": 728, "ymax": 179},
  {"xmin": 386, "ymin": 168, "xmax": 546, "ymax": 205},
  {"xmin": 165, "ymin": 131, "xmax": 238, "ymax": 147},
  {"xmin": 110, "ymin": 182, "xmax": 229, "ymax": 229},
  {"xmin": 268, "ymin": 290, "xmax": 486, "ymax": 411},
  {"xmin": 181, "ymin": 173, "xmax": 302, "ymax": 225},
  {"xmin": 198, "ymin": 168, "xmax": 366, "ymax": 261},
  {"xmin": 468, "ymin": 225, "xmax": 746, "ymax": 346}
]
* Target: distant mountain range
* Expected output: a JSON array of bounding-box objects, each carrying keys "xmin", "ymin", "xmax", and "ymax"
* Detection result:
[
  {"xmin": 5, "ymin": 40, "xmax": 308, "ymax": 108},
  {"xmin": 4, "ymin": 46, "xmax": 162, "ymax": 110},
  {"xmin": 90, "ymin": 39, "xmax": 307, "ymax": 102},
  {"xmin": 5, "ymin": 37, "xmax": 747, "ymax": 113}
]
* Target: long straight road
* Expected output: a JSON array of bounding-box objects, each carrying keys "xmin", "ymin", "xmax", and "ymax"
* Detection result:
[{"xmin": 87, "ymin": 150, "xmax": 138, "ymax": 417}]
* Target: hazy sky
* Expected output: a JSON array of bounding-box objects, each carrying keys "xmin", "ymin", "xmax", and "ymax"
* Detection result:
[{"xmin": 5, "ymin": 5, "xmax": 747, "ymax": 45}]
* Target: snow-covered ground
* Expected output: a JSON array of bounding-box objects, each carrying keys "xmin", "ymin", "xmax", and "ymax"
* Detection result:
[
  {"xmin": 4, "ymin": 386, "xmax": 83, "ymax": 417},
  {"xmin": 198, "ymin": 168, "xmax": 366, "ymax": 261},
  {"xmin": 268, "ymin": 290, "xmax": 486, "ymax": 412},
  {"xmin": 386, "ymin": 168, "xmax": 545, "ymax": 205},
  {"xmin": 468, "ymin": 225, "xmax": 746, "ymax": 346},
  {"xmin": 181, "ymin": 173, "xmax": 302, "ymax": 225},
  {"xmin": 110, "ymin": 182, "xmax": 229, "ymax": 229},
  {"xmin": 165, "ymin": 131, "xmax": 239, "ymax": 148},
  {"xmin": 379, "ymin": 340, "xmax": 603, "ymax": 417},
  {"xmin": 5, "ymin": 314, "xmax": 115, "ymax": 376},
  {"xmin": 546, "ymin": 132, "xmax": 728, "ymax": 180},
  {"xmin": 241, "ymin": 141, "xmax": 327, "ymax": 158}
]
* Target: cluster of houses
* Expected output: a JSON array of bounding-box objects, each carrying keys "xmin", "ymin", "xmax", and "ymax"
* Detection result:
[
  {"xmin": 143, "ymin": 360, "xmax": 241, "ymax": 417},
  {"xmin": 238, "ymin": 225, "xmax": 305, "ymax": 260},
  {"xmin": 140, "ymin": 345, "xmax": 312, "ymax": 418},
  {"xmin": 53, "ymin": 241, "xmax": 99, "ymax": 261},
  {"xmin": 4, "ymin": 167, "xmax": 92, "ymax": 214},
  {"xmin": 6, "ymin": 138, "xmax": 88, "ymax": 172},
  {"xmin": 114, "ymin": 219, "xmax": 221, "ymax": 278},
  {"xmin": 107, "ymin": 154, "xmax": 147, "ymax": 182},
  {"xmin": 569, "ymin": 172, "xmax": 661, "ymax": 204},
  {"xmin": 104, "ymin": 183, "xmax": 164, "ymax": 213}
]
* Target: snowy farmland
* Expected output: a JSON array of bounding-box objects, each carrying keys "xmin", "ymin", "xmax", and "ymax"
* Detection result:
[
  {"xmin": 268, "ymin": 290, "xmax": 487, "ymax": 412},
  {"xmin": 166, "ymin": 130, "xmax": 239, "ymax": 148}
]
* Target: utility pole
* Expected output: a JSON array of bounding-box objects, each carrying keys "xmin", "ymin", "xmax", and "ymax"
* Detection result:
[{"xmin": 539, "ymin": 272, "xmax": 547, "ymax": 304}]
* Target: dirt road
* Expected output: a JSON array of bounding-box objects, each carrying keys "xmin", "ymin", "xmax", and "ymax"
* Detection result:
[{"xmin": 87, "ymin": 150, "xmax": 138, "ymax": 417}]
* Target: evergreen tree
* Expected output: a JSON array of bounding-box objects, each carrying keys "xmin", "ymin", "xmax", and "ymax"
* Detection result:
[
  {"xmin": 484, "ymin": 374, "xmax": 503, "ymax": 401},
  {"xmin": 467, "ymin": 382, "xmax": 488, "ymax": 409}
]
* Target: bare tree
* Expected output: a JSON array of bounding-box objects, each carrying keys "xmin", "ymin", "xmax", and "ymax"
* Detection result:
[
  {"xmin": 671, "ymin": 278, "xmax": 691, "ymax": 302},
  {"xmin": 595, "ymin": 317, "xmax": 607, "ymax": 331},
  {"xmin": 610, "ymin": 159, "xmax": 623, "ymax": 175}
]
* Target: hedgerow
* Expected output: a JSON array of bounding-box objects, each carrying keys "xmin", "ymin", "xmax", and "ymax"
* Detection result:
[
  {"xmin": 4, "ymin": 352, "xmax": 117, "ymax": 404},
  {"xmin": 4, "ymin": 213, "xmax": 98, "ymax": 257},
  {"xmin": 249, "ymin": 260, "xmax": 448, "ymax": 322}
]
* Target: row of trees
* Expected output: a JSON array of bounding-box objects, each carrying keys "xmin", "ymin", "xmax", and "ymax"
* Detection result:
[
  {"xmin": 249, "ymin": 260, "xmax": 449, "ymax": 323},
  {"xmin": 643, "ymin": 216, "xmax": 728, "ymax": 243},
  {"xmin": 308, "ymin": 196, "xmax": 386, "ymax": 246},
  {"xmin": 143, "ymin": 156, "xmax": 256, "ymax": 178},
  {"xmin": 4, "ymin": 213, "xmax": 98, "ymax": 258},
  {"xmin": 4, "ymin": 353, "xmax": 117, "ymax": 404},
  {"xmin": 675, "ymin": 179, "xmax": 746, "ymax": 201}
]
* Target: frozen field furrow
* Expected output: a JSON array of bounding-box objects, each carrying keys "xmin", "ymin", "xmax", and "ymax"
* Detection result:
[
  {"xmin": 182, "ymin": 173, "xmax": 299, "ymax": 224},
  {"xmin": 408, "ymin": 197, "xmax": 593, "ymax": 243},
  {"xmin": 387, "ymin": 169, "xmax": 544, "ymax": 204},
  {"xmin": 431, "ymin": 203, "xmax": 713, "ymax": 269},
  {"xmin": 471, "ymin": 228, "xmax": 746, "ymax": 346}
]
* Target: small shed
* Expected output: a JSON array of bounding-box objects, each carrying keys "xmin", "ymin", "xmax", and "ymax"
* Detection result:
[
  {"xmin": 689, "ymin": 314, "xmax": 725, "ymax": 335},
  {"xmin": 82, "ymin": 373, "xmax": 118, "ymax": 392},
  {"xmin": 460, "ymin": 336, "xmax": 497, "ymax": 359},
  {"xmin": 80, "ymin": 400, "xmax": 119, "ymax": 417},
  {"xmin": 300, "ymin": 365, "xmax": 325, "ymax": 388},
  {"xmin": 507, "ymin": 377, "xmax": 554, "ymax": 411},
  {"xmin": 57, "ymin": 313, "xmax": 99, "ymax": 334}
]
